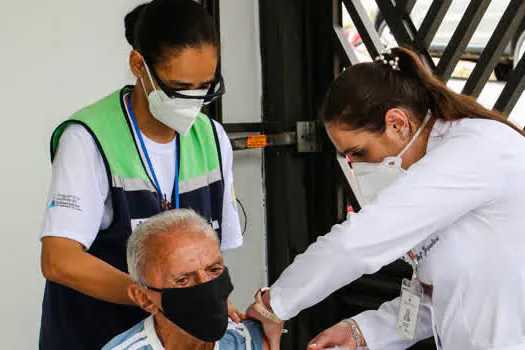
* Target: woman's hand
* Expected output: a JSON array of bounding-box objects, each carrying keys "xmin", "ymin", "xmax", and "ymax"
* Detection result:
[
  {"xmin": 246, "ymin": 289, "xmax": 284, "ymax": 350},
  {"xmin": 307, "ymin": 320, "xmax": 365, "ymax": 350},
  {"xmin": 228, "ymin": 298, "xmax": 246, "ymax": 323}
]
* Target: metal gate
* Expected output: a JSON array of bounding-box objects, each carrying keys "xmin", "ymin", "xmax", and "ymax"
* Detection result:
[{"xmin": 336, "ymin": 0, "xmax": 525, "ymax": 114}]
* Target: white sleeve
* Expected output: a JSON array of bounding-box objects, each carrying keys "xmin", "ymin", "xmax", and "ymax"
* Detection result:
[
  {"xmin": 213, "ymin": 121, "xmax": 243, "ymax": 251},
  {"xmin": 269, "ymin": 133, "xmax": 503, "ymax": 320},
  {"xmin": 353, "ymin": 296, "xmax": 434, "ymax": 349},
  {"xmin": 41, "ymin": 124, "xmax": 110, "ymax": 250}
]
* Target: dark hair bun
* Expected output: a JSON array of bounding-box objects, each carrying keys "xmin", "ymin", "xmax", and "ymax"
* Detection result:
[
  {"xmin": 125, "ymin": 0, "xmax": 219, "ymax": 65},
  {"xmin": 124, "ymin": 3, "xmax": 148, "ymax": 48}
]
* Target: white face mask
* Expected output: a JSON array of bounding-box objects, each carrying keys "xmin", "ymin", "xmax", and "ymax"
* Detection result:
[
  {"xmin": 338, "ymin": 111, "xmax": 431, "ymax": 207},
  {"xmin": 141, "ymin": 62, "xmax": 205, "ymax": 136}
]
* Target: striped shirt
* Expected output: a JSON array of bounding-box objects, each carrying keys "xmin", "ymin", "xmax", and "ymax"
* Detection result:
[{"xmin": 103, "ymin": 316, "xmax": 264, "ymax": 350}]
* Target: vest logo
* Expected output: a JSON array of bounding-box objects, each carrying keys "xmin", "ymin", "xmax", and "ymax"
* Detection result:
[{"xmin": 48, "ymin": 194, "xmax": 82, "ymax": 211}]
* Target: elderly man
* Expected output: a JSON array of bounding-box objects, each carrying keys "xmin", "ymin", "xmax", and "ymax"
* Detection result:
[{"xmin": 103, "ymin": 209, "xmax": 282, "ymax": 350}]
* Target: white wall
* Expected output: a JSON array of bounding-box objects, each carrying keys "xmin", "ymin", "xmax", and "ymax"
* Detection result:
[{"xmin": 0, "ymin": 0, "xmax": 264, "ymax": 347}]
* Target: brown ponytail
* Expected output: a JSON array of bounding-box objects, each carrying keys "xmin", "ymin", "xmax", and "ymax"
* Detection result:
[{"xmin": 323, "ymin": 46, "xmax": 524, "ymax": 136}]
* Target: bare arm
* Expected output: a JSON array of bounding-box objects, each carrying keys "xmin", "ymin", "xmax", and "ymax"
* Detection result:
[
  {"xmin": 246, "ymin": 290, "xmax": 283, "ymax": 350},
  {"xmin": 41, "ymin": 236, "xmax": 135, "ymax": 305},
  {"xmin": 262, "ymin": 336, "xmax": 270, "ymax": 350}
]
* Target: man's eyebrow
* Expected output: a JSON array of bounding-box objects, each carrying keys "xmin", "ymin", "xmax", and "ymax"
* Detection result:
[{"xmin": 207, "ymin": 257, "xmax": 224, "ymax": 268}]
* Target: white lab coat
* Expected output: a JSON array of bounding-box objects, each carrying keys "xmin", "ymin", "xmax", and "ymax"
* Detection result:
[{"xmin": 269, "ymin": 118, "xmax": 525, "ymax": 349}]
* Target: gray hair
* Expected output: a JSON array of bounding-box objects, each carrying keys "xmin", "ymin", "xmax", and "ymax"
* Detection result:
[{"xmin": 127, "ymin": 209, "xmax": 218, "ymax": 285}]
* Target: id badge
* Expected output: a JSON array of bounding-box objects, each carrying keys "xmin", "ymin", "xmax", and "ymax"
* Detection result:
[{"xmin": 396, "ymin": 277, "xmax": 422, "ymax": 339}]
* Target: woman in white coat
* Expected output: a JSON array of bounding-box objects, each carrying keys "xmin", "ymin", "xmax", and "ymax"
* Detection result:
[{"xmin": 247, "ymin": 47, "xmax": 525, "ymax": 349}]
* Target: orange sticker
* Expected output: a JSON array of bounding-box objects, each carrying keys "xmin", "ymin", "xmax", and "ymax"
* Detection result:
[{"xmin": 247, "ymin": 135, "xmax": 267, "ymax": 149}]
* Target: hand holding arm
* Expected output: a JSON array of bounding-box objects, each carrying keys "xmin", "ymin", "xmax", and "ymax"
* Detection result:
[{"xmin": 246, "ymin": 289, "xmax": 284, "ymax": 350}]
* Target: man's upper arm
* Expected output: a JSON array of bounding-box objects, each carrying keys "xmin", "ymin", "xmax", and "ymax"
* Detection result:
[
  {"xmin": 41, "ymin": 124, "xmax": 109, "ymax": 250},
  {"xmin": 220, "ymin": 319, "xmax": 265, "ymax": 350}
]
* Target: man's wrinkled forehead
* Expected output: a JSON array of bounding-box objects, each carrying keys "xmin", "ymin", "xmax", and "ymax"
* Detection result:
[{"xmin": 144, "ymin": 229, "xmax": 221, "ymax": 276}]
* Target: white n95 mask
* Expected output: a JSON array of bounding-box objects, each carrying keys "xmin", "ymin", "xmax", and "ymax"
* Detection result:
[
  {"xmin": 340, "ymin": 111, "xmax": 431, "ymax": 206},
  {"xmin": 352, "ymin": 157, "xmax": 405, "ymax": 205},
  {"xmin": 141, "ymin": 63, "xmax": 205, "ymax": 136}
]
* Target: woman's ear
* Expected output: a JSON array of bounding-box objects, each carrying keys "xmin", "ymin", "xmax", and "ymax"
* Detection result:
[
  {"xmin": 384, "ymin": 108, "xmax": 410, "ymax": 138},
  {"xmin": 128, "ymin": 283, "xmax": 161, "ymax": 315},
  {"xmin": 129, "ymin": 50, "xmax": 146, "ymax": 79}
]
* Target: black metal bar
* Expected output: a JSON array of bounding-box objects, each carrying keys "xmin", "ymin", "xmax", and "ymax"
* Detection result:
[
  {"xmin": 375, "ymin": 0, "xmax": 412, "ymax": 43},
  {"xmin": 401, "ymin": 0, "xmax": 416, "ymax": 14},
  {"xmin": 436, "ymin": 0, "xmax": 491, "ymax": 81},
  {"xmin": 342, "ymin": 0, "xmax": 384, "ymax": 59},
  {"xmin": 334, "ymin": 24, "xmax": 361, "ymax": 65},
  {"xmin": 417, "ymin": 0, "xmax": 452, "ymax": 49},
  {"xmin": 494, "ymin": 55, "xmax": 525, "ymax": 115},
  {"xmin": 333, "ymin": 0, "xmax": 343, "ymax": 75},
  {"xmin": 223, "ymin": 123, "xmax": 263, "ymax": 133},
  {"xmin": 375, "ymin": 0, "xmax": 436, "ymax": 70},
  {"xmin": 463, "ymin": 0, "xmax": 525, "ymax": 97}
]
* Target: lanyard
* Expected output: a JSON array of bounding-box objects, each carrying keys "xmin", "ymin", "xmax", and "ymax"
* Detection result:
[
  {"xmin": 407, "ymin": 250, "xmax": 419, "ymax": 279},
  {"xmin": 126, "ymin": 96, "xmax": 179, "ymax": 210}
]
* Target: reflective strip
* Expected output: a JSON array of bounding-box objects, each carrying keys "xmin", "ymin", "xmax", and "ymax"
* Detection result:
[
  {"xmin": 112, "ymin": 174, "xmax": 156, "ymax": 193},
  {"xmin": 112, "ymin": 169, "xmax": 221, "ymax": 194},
  {"xmin": 179, "ymin": 168, "xmax": 222, "ymax": 194}
]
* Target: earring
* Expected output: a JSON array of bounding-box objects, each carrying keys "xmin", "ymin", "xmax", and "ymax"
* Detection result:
[{"xmin": 402, "ymin": 128, "xmax": 409, "ymax": 137}]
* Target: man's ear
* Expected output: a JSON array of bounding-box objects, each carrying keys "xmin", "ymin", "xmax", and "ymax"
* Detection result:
[
  {"xmin": 384, "ymin": 108, "xmax": 410, "ymax": 138},
  {"xmin": 128, "ymin": 283, "xmax": 161, "ymax": 315},
  {"xmin": 129, "ymin": 50, "xmax": 146, "ymax": 79}
]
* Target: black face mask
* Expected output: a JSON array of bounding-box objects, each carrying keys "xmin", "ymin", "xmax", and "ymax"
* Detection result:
[{"xmin": 146, "ymin": 268, "xmax": 234, "ymax": 342}]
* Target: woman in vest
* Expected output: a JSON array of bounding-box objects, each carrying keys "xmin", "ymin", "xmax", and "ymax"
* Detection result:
[{"xmin": 39, "ymin": 1, "xmax": 243, "ymax": 348}]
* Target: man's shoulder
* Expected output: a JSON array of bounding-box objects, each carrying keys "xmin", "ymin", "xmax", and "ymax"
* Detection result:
[
  {"xmin": 219, "ymin": 319, "xmax": 264, "ymax": 350},
  {"xmin": 102, "ymin": 318, "xmax": 151, "ymax": 350}
]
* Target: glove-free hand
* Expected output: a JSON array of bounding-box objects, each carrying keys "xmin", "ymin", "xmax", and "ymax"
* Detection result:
[
  {"xmin": 228, "ymin": 298, "xmax": 246, "ymax": 323},
  {"xmin": 307, "ymin": 320, "xmax": 365, "ymax": 350},
  {"xmin": 246, "ymin": 288, "xmax": 284, "ymax": 350}
]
